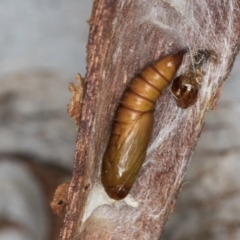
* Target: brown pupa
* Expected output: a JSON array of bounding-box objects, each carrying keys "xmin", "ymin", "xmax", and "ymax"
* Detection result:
[{"xmin": 101, "ymin": 50, "xmax": 186, "ymax": 200}]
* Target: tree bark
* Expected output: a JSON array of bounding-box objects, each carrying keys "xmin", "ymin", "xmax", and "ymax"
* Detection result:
[{"xmin": 60, "ymin": 0, "xmax": 240, "ymax": 239}]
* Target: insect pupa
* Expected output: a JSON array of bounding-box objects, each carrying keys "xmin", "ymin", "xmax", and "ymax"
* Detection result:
[
  {"xmin": 171, "ymin": 49, "xmax": 217, "ymax": 109},
  {"xmin": 101, "ymin": 50, "xmax": 186, "ymax": 200}
]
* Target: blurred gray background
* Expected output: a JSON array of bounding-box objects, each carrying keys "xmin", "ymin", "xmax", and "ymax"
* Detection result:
[
  {"xmin": 0, "ymin": 1, "xmax": 92, "ymax": 240},
  {"xmin": 0, "ymin": 1, "xmax": 239, "ymax": 240}
]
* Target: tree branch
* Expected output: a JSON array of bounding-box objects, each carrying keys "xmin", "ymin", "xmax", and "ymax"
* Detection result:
[{"xmin": 60, "ymin": 1, "xmax": 240, "ymax": 239}]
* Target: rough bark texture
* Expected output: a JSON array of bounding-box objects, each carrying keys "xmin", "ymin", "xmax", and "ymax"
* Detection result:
[{"xmin": 60, "ymin": 0, "xmax": 240, "ymax": 239}]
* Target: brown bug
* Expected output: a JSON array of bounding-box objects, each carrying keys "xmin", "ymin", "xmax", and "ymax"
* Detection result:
[
  {"xmin": 171, "ymin": 49, "xmax": 217, "ymax": 109},
  {"xmin": 171, "ymin": 73, "xmax": 200, "ymax": 109},
  {"xmin": 101, "ymin": 50, "xmax": 186, "ymax": 200}
]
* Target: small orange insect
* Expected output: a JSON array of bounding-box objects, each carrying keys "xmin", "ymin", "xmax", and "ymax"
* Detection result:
[
  {"xmin": 172, "ymin": 49, "xmax": 217, "ymax": 108},
  {"xmin": 101, "ymin": 50, "xmax": 186, "ymax": 200}
]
